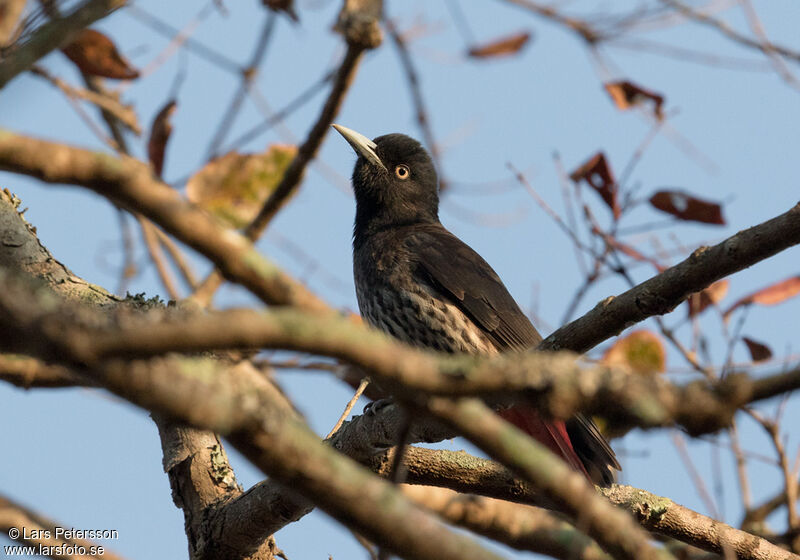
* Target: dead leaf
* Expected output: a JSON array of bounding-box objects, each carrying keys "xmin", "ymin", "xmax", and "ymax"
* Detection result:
[
  {"xmin": 604, "ymin": 81, "xmax": 664, "ymax": 120},
  {"xmin": 687, "ymin": 280, "xmax": 729, "ymax": 318},
  {"xmin": 186, "ymin": 145, "xmax": 297, "ymax": 228},
  {"xmin": 61, "ymin": 29, "xmax": 139, "ymax": 80},
  {"xmin": 649, "ymin": 190, "xmax": 725, "ymax": 225},
  {"xmin": 569, "ymin": 152, "xmax": 620, "ymax": 220},
  {"xmin": 724, "ymin": 276, "xmax": 800, "ymax": 320},
  {"xmin": 742, "ymin": 337, "xmax": 772, "ymax": 362},
  {"xmin": 262, "ymin": 0, "xmax": 298, "ymax": 21},
  {"xmin": 602, "ymin": 330, "xmax": 666, "ymax": 375},
  {"xmin": 147, "ymin": 100, "xmax": 177, "ymax": 178},
  {"xmin": 468, "ymin": 31, "xmax": 531, "ymax": 59}
]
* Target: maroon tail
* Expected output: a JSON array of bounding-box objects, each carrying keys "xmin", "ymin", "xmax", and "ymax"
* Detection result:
[{"xmin": 498, "ymin": 405, "xmax": 592, "ymax": 482}]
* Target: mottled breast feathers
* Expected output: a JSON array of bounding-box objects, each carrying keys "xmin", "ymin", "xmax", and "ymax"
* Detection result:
[{"xmin": 403, "ymin": 224, "xmax": 543, "ymax": 351}]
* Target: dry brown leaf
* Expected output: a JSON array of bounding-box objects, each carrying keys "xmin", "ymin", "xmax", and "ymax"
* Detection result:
[
  {"xmin": 602, "ymin": 330, "xmax": 666, "ymax": 375},
  {"xmin": 187, "ymin": 145, "xmax": 297, "ymax": 228},
  {"xmin": 61, "ymin": 29, "xmax": 139, "ymax": 80},
  {"xmin": 687, "ymin": 280, "xmax": 729, "ymax": 318},
  {"xmin": 147, "ymin": 100, "xmax": 177, "ymax": 178},
  {"xmin": 569, "ymin": 152, "xmax": 620, "ymax": 220},
  {"xmin": 649, "ymin": 190, "xmax": 725, "ymax": 225},
  {"xmin": 742, "ymin": 336, "xmax": 773, "ymax": 362},
  {"xmin": 604, "ymin": 81, "xmax": 664, "ymax": 120},
  {"xmin": 468, "ymin": 31, "xmax": 531, "ymax": 59},
  {"xmin": 724, "ymin": 275, "xmax": 800, "ymax": 320},
  {"xmin": 263, "ymin": 0, "xmax": 298, "ymax": 21}
]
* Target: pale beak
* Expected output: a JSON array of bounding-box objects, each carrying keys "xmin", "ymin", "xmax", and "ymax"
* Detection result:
[{"xmin": 332, "ymin": 124, "xmax": 387, "ymax": 172}]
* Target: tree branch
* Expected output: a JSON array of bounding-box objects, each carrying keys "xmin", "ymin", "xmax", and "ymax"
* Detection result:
[
  {"xmin": 541, "ymin": 201, "xmax": 800, "ymax": 353},
  {"xmin": 0, "ymin": 188, "xmax": 278, "ymax": 559},
  {"xmin": 0, "ymin": 354, "xmax": 87, "ymax": 388},
  {"xmin": 15, "ymin": 302, "xmax": 797, "ymax": 435},
  {"xmin": 0, "ymin": 131, "xmax": 329, "ymax": 312},
  {"xmin": 401, "ymin": 485, "xmax": 612, "ymax": 560},
  {"xmin": 393, "ymin": 447, "xmax": 797, "ymax": 560},
  {"xmin": 190, "ymin": 0, "xmax": 383, "ymax": 305},
  {"xmin": 0, "ymin": 0, "xmax": 127, "ymax": 89}
]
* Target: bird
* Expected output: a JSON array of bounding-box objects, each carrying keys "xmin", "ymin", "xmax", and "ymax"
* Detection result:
[{"xmin": 333, "ymin": 124, "xmax": 620, "ymax": 486}]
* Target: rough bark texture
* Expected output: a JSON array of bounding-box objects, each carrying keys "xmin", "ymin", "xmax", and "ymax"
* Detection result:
[{"xmin": 0, "ymin": 189, "xmax": 279, "ymax": 560}]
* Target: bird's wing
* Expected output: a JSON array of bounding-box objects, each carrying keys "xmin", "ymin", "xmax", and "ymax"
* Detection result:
[
  {"xmin": 405, "ymin": 224, "xmax": 542, "ymax": 351},
  {"xmin": 406, "ymin": 224, "xmax": 620, "ymax": 486}
]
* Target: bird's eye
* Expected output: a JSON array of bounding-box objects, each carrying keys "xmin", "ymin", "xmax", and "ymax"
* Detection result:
[{"xmin": 395, "ymin": 164, "xmax": 410, "ymax": 180}]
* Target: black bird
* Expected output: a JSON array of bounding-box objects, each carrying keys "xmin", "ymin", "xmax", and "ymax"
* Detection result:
[{"xmin": 333, "ymin": 124, "xmax": 620, "ymax": 486}]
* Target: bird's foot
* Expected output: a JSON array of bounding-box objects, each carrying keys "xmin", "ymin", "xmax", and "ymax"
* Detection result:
[{"xmin": 363, "ymin": 398, "xmax": 394, "ymax": 417}]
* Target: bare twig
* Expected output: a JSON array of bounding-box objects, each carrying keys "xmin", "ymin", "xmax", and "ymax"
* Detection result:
[
  {"xmin": 138, "ymin": 215, "xmax": 181, "ymax": 299},
  {"xmin": 326, "ymin": 377, "xmax": 370, "ymax": 439},
  {"xmin": 190, "ymin": 42, "xmax": 369, "ymax": 306},
  {"xmin": 29, "ymin": 65, "xmax": 141, "ymax": 134},
  {"xmin": 153, "ymin": 226, "xmax": 198, "ymax": 290},
  {"xmin": 204, "ymin": 10, "xmax": 277, "ymax": 160},
  {"xmin": 125, "ymin": 4, "xmax": 240, "ymax": 73},
  {"xmin": 662, "ymin": 0, "xmax": 800, "ymax": 64},
  {"xmin": 386, "ymin": 19, "xmax": 445, "ymax": 188}
]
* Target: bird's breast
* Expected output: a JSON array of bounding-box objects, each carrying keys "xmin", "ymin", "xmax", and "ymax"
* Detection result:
[{"xmin": 354, "ymin": 276, "xmax": 496, "ymax": 355}]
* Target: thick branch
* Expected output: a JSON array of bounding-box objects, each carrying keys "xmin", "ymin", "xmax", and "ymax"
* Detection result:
[
  {"xmin": 0, "ymin": 131, "xmax": 329, "ymax": 312},
  {"xmin": 2, "ymin": 264, "xmax": 794, "ymax": 558},
  {"xmin": 2, "ymin": 126, "xmax": 798, "ymax": 359},
  {"xmin": 394, "ymin": 447, "xmax": 797, "ymax": 560},
  {"xmin": 0, "ymin": 270, "xmax": 664, "ymax": 559},
  {"xmin": 423, "ymin": 397, "xmax": 668, "ymax": 560},
  {"xmin": 0, "ymin": 272, "xmax": 508, "ymax": 560},
  {"xmin": 401, "ymin": 485, "xmax": 612, "ymax": 560},
  {"xmin": 541, "ymin": 201, "xmax": 800, "ymax": 353},
  {"xmin": 22, "ymin": 304, "xmax": 799, "ymax": 435},
  {"xmin": 0, "ymin": 0, "xmax": 127, "ymax": 88},
  {"xmin": 0, "ymin": 189, "xmax": 276, "ymax": 559},
  {"xmin": 0, "ymin": 354, "xmax": 87, "ymax": 388}
]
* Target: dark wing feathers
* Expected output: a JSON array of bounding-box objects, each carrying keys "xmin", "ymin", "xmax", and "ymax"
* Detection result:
[
  {"xmin": 566, "ymin": 414, "xmax": 621, "ymax": 486},
  {"xmin": 407, "ymin": 225, "xmax": 542, "ymax": 351},
  {"xmin": 405, "ymin": 224, "xmax": 619, "ymax": 486}
]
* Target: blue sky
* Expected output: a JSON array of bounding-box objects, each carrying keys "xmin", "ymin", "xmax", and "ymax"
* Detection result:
[{"xmin": 2, "ymin": 1, "xmax": 799, "ymax": 558}]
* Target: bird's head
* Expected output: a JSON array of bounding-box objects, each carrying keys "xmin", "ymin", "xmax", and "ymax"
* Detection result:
[{"xmin": 333, "ymin": 124, "xmax": 440, "ymax": 240}]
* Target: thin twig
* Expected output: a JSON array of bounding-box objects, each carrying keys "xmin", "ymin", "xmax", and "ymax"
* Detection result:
[
  {"xmin": 190, "ymin": 44, "xmax": 366, "ymax": 306},
  {"xmin": 747, "ymin": 408, "xmax": 800, "ymax": 548},
  {"xmin": 739, "ymin": 0, "xmax": 800, "ymax": 91},
  {"xmin": 125, "ymin": 4, "xmax": 241, "ymax": 73},
  {"xmin": 672, "ymin": 431, "xmax": 721, "ymax": 520},
  {"xmin": 134, "ymin": 1, "xmax": 217, "ymax": 81},
  {"xmin": 116, "ymin": 208, "xmax": 137, "ymax": 295},
  {"xmin": 729, "ymin": 420, "xmax": 752, "ymax": 512},
  {"xmin": 386, "ymin": 19, "xmax": 445, "ymax": 189},
  {"xmin": 204, "ymin": 10, "xmax": 277, "ymax": 161},
  {"xmin": 661, "ymin": 0, "xmax": 800, "ymax": 64},
  {"xmin": 29, "ymin": 65, "xmax": 141, "ymax": 134},
  {"xmin": 153, "ymin": 227, "xmax": 198, "ymax": 290},
  {"xmin": 326, "ymin": 378, "xmax": 369, "ymax": 439},
  {"xmin": 138, "ymin": 215, "xmax": 181, "ymax": 299}
]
